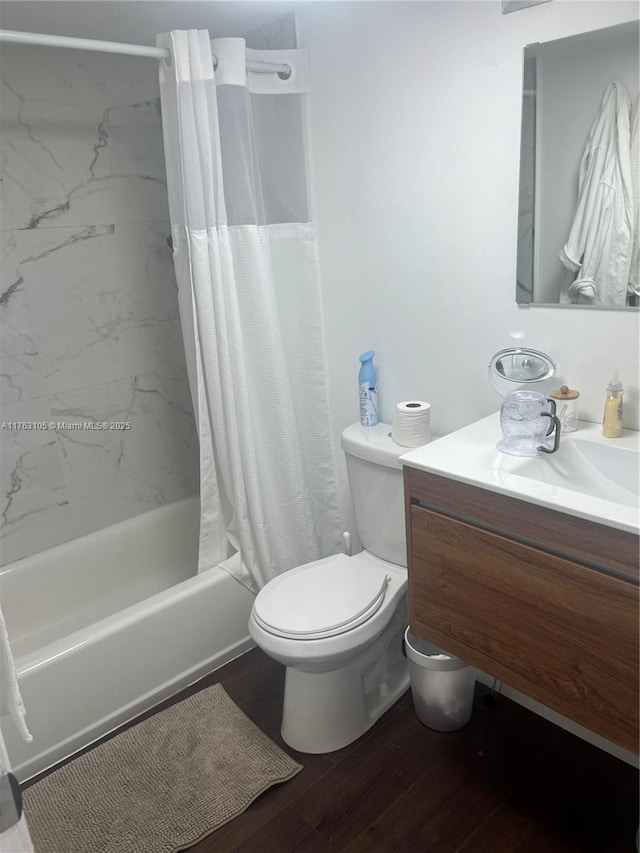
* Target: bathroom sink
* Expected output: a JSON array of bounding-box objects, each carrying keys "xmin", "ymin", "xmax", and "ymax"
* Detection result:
[
  {"xmin": 400, "ymin": 414, "xmax": 640, "ymax": 534},
  {"xmin": 515, "ymin": 436, "xmax": 639, "ymax": 508}
]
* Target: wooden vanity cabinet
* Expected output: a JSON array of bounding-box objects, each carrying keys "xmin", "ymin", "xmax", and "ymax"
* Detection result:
[{"xmin": 404, "ymin": 467, "xmax": 640, "ymax": 755}]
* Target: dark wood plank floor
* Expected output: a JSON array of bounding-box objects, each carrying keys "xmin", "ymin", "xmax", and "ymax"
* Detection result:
[{"xmin": 26, "ymin": 647, "xmax": 639, "ymax": 852}]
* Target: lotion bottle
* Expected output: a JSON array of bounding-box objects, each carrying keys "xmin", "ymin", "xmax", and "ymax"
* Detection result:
[
  {"xmin": 602, "ymin": 371, "xmax": 623, "ymax": 438},
  {"xmin": 358, "ymin": 350, "xmax": 378, "ymax": 427}
]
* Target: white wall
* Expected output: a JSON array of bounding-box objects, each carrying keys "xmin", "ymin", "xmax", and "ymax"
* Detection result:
[{"xmin": 296, "ymin": 0, "xmax": 640, "ymax": 537}]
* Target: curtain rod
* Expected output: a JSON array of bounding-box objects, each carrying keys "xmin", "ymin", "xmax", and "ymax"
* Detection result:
[{"xmin": 0, "ymin": 29, "xmax": 291, "ymax": 74}]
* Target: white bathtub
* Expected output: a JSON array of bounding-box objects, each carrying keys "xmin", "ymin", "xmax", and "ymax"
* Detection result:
[{"xmin": 0, "ymin": 497, "xmax": 255, "ymax": 782}]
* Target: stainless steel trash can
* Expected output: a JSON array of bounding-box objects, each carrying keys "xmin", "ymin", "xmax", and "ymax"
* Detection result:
[{"xmin": 404, "ymin": 627, "xmax": 476, "ymax": 732}]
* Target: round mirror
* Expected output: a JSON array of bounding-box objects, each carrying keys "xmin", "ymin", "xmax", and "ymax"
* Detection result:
[{"xmin": 489, "ymin": 348, "xmax": 556, "ymax": 397}]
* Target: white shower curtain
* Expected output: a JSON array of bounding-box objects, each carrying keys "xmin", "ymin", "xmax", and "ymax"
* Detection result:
[{"xmin": 157, "ymin": 31, "xmax": 342, "ymax": 593}]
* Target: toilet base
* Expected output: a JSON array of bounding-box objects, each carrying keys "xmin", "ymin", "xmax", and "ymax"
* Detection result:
[{"xmin": 280, "ymin": 603, "xmax": 409, "ymax": 753}]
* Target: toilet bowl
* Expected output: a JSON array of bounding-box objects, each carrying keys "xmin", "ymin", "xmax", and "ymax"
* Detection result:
[{"xmin": 248, "ymin": 422, "xmax": 411, "ymax": 754}]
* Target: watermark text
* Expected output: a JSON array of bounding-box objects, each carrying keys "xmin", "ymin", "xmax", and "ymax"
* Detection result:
[{"xmin": 1, "ymin": 421, "xmax": 132, "ymax": 431}]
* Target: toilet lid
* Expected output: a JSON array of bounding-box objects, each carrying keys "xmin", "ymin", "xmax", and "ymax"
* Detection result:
[{"xmin": 253, "ymin": 552, "xmax": 391, "ymax": 640}]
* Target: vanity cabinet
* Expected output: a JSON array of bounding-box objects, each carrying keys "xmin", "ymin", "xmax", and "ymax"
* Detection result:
[{"xmin": 404, "ymin": 467, "xmax": 640, "ymax": 755}]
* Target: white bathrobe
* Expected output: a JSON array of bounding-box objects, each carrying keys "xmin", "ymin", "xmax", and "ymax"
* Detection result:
[{"xmin": 559, "ymin": 81, "xmax": 633, "ymax": 306}]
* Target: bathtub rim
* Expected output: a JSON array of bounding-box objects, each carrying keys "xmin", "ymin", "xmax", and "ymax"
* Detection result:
[
  {"xmin": 15, "ymin": 563, "xmax": 232, "ymax": 676},
  {"xmin": 7, "ymin": 559, "xmax": 256, "ymax": 783}
]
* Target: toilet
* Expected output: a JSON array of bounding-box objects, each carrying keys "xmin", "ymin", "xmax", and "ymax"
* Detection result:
[{"xmin": 248, "ymin": 422, "xmax": 410, "ymax": 753}]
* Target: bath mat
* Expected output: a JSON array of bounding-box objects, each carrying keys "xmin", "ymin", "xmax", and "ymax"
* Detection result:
[{"xmin": 23, "ymin": 684, "xmax": 302, "ymax": 853}]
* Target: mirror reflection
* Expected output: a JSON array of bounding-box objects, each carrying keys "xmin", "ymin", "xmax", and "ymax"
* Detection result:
[{"xmin": 516, "ymin": 21, "xmax": 639, "ymax": 308}]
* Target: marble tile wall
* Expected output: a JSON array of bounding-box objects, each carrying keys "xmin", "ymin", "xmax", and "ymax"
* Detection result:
[{"xmin": 0, "ymin": 43, "xmax": 198, "ymax": 565}]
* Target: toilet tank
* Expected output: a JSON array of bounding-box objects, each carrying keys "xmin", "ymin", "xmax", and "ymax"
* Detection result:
[{"xmin": 341, "ymin": 422, "xmax": 407, "ymax": 567}]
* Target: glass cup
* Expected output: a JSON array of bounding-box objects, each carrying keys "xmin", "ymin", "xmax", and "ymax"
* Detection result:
[{"xmin": 497, "ymin": 390, "xmax": 561, "ymax": 456}]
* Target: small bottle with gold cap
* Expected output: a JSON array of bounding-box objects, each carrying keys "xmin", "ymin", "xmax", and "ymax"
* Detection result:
[{"xmin": 549, "ymin": 385, "xmax": 580, "ymax": 433}]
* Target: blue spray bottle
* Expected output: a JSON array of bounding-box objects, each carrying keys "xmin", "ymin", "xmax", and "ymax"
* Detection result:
[{"xmin": 358, "ymin": 350, "xmax": 379, "ymax": 427}]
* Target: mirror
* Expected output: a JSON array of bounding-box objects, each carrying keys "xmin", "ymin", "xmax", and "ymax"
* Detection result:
[
  {"xmin": 488, "ymin": 348, "xmax": 556, "ymax": 398},
  {"xmin": 490, "ymin": 348, "xmax": 555, "ymax": 383},
  {"xmin": 516, "ymin": 21, "xmax": 639, "ymax": 308}
]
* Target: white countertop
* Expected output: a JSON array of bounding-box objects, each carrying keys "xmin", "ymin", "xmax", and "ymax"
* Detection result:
[{"xmin": 400, "ymin": 413, "xmax": 640, "ymax": 535}]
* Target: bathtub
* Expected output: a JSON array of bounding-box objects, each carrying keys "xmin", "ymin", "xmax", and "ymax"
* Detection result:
[{"xmin": 0, "ymin": 497, "xmax": 255, "ymax": 782}]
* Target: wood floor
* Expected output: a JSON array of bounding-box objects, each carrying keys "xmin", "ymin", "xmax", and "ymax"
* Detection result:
[{"xmin": 27, "ymin": 647, "xmax": 639, "ymax": 852}]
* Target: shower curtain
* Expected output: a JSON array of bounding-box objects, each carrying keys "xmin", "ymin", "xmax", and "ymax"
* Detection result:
[{"xmin": 157, "ymin": 31, "xmax": 342, "ymax": 593}]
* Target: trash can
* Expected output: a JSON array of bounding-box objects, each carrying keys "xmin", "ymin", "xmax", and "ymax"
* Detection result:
[{"xmin": 404, "ymin": 627, "xmax": 476, "ymax": 732}]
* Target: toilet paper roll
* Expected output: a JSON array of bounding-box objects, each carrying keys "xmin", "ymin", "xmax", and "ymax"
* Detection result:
[{"xmin": 392, "ymin": 401, "xmax": 431, "ymax": 447}]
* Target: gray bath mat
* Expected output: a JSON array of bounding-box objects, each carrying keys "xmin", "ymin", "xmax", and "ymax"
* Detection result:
[{"xmin": 23, "ymin": 684, "xmax": 302, "ymax": 853}]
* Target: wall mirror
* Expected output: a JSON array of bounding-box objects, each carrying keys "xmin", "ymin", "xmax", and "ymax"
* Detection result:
[{"xmin": 516, "ymin": 20, "xmax": 639, "ymax": 309}]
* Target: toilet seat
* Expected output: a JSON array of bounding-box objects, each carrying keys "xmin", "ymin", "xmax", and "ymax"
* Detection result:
[{"xmin": 252, "ymin": 552, "xmax": 391, "ymax": 640}]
